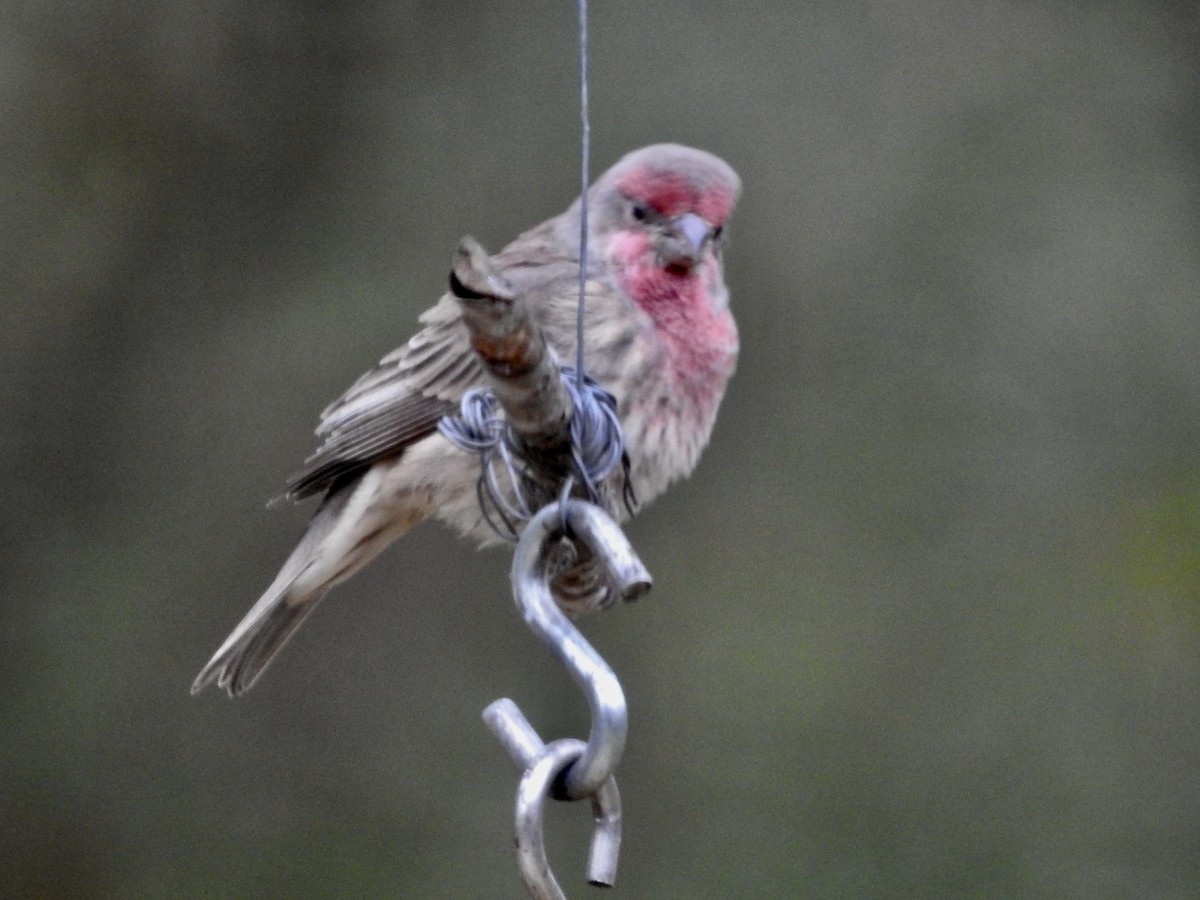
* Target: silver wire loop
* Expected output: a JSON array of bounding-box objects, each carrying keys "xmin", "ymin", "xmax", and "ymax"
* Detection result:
[{"xmin": 438, "ymin": 368, "xmax": 635, "ymax": 542}]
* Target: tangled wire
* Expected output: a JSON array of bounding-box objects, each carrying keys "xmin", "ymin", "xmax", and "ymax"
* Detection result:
[{"xmin": 438, "ymin": 367, "xmax": 636, "ymax": 541}]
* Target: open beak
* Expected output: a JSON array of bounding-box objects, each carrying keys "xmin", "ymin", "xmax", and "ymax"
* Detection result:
[{"xmin": 660, "ymin": 212, "xmax": 713, "ymax": 270}]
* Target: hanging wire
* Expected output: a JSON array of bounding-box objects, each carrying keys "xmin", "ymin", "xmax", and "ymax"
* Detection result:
[
  {"xmin": 575, "ymin": 0, "xmax": 590, "ymax": 392},
  {"xmin": 466, "ymin": 3, "xmax": 656, "ymax": 894},
  {"xmin": 438, "ymin": 0, "xmax": 642, "ymax": 541},
  {"xmin": 469, "ymin": 4, "xmax": 648, "ymax": 894}
]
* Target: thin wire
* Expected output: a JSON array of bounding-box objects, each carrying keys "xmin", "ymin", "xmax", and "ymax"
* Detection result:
[
  {"xmin": 439, "ymin": 1, "xmax": 642, "ymax": 541},
  {"xmin": 438, "ymin": 369, "xmax": 634, "ymax": 542},
  {"xmin": 575, "ymin": 0, "xmax": 589, "ymax": 391}
]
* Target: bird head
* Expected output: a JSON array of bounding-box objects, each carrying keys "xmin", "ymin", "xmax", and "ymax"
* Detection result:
[{"xmin": 589, "ymin": 143, "xmax": 740, "ymax": 279}]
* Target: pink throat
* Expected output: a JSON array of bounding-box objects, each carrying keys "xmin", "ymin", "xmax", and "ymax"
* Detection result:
[{"xmin": 608, "ymin": 230, "xmax": 737, "ymax": 387}]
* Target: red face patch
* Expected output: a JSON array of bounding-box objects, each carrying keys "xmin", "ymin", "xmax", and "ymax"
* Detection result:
[{"xmin": 615, "ymin": 168, "xmax": 734, "ymax": 224}]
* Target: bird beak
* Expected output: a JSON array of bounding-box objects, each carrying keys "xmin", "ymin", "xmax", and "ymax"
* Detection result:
[{"xmin": 660, "ymin": 212, "xmax": 713, "ymax": 270}]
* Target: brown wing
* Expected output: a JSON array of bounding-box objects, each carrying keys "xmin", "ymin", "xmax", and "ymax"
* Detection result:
[
  {"xmin": 284, "ymin": 217, "xmax": 581, "ymax": 501},
  {"xmin": 284, "ymin": 294, "xmax": 482, "ymax": 499}
]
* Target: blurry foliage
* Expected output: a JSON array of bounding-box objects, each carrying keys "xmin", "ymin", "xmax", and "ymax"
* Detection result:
[{"xmin": 2, "ymin": 1, "xmax": 1199, "ymax": 897}]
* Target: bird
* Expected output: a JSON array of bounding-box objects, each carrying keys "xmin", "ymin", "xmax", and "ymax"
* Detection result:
[{"xmin": 192, "ymin": 143, "xmax": 741, "ymax": 696}]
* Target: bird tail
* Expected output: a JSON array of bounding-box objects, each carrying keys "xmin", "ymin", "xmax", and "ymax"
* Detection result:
[
  {"xmin": 192, "ymin": 483, "xmax": 361, "ymax": 697},
  {"xmin": 192, "ymin": 468, "xmax": 431, "ymax": 697},
  {"xmin": 190, "ymin": 578, "xmax": 329, "ymax": 697}
]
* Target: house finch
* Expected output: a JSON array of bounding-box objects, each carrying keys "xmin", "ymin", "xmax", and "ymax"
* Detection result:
[{"xmin": 192, "ymin": 143, "xmax": 741, "ymax": 696}]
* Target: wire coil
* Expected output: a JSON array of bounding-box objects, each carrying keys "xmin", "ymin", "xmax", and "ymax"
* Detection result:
[{"xmin": 438, "ymin": 366, "xmax": 635, "ymax": 541}]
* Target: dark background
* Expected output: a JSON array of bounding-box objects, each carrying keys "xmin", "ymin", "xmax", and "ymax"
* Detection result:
[{"xmin": 4, "ymin": 2, "xmax": 1199, "ymax": 897}]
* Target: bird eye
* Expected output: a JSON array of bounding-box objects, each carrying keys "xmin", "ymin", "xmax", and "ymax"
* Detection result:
[
  {"xmin": 712, "ymin": 225, "xmax": 724, "ymax": 241},
  {"xmin": 631, "ymin": 202, "xmax": 650, "ymax": 222}
]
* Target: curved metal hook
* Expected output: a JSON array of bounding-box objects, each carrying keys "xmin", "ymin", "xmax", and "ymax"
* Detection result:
[
  {"xmin": 485, "ymin": 700, "xmax": 622, "ymax": 894},
  {"xmin": 516, "ymin": 739, "xmax": 622, "ymax": 898},
  {"xmin": 512, "ymin": 500, "xmax": 651, "ymax": 799}
]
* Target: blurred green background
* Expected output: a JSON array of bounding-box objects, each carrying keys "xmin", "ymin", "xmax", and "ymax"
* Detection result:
[{"xmin": 4, "ymin": 1, "xmax": 1198, "ymax": 897}]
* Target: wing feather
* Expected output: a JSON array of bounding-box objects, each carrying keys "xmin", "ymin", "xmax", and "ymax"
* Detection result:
[
  {"xmin": 285, "ymin": 296, "xmax": 481, "ymax": 500},
  {"xmin": 284, "ymin": 217, "xmax": 584, "ymax": 501}
]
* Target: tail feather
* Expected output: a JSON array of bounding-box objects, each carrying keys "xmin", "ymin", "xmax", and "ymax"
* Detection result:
[
  {"xmin": 191, "ymin": 586, "xmax": 328, "ymax": 696},
  {"xmin": 192, "ymin": 472, "xmax": 426, "ymax": 697},
  {"xmin": 193, "ymin": 485, "xmax": 356, "ymax": 697}
]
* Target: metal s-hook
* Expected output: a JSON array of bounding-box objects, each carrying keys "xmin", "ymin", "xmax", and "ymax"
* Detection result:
[
  {"xmin": 485, "ymin": 499, "xmax": 651, "ymax": 896},
  {"xmin": 485, "ymin": 700, "xmax": 622, "ymax": 897},
  {"xmin": 518, "ymin": 740, "xmax": 622, "ymax": 895},
  {"xmin": 511, "ymin": 500, "xmax": 650, "ymax": 799}
]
